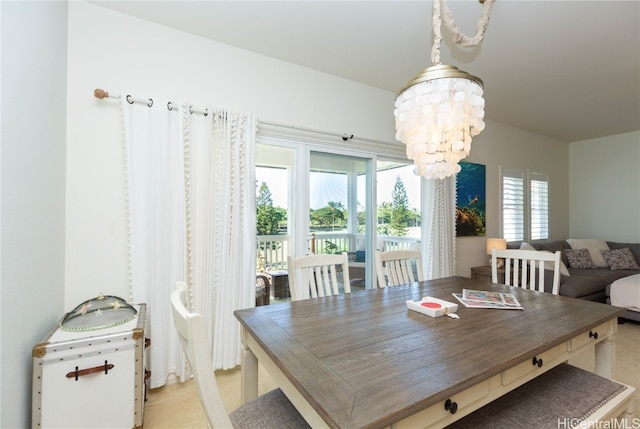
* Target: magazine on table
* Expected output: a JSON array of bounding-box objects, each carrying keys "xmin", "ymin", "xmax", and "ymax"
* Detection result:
[{"xmin": 452, "ymin": 289, "xmax": 524, "ymax": 310}]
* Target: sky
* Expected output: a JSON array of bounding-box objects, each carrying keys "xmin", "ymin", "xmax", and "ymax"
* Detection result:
[{"xmin": 256, "ymin": 164, "xmax": 421, "ymax": 211}]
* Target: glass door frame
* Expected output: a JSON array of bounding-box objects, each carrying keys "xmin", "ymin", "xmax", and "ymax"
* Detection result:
[
  {"xmin": 257, "ymin": 135, "xmax": 378, "ymax": 290},
  {"xmin": 296, "ymin": 143, "xmax": 377, "ymax": 290}
]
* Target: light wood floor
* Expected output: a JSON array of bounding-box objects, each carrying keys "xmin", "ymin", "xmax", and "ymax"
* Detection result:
[{"xmin": 142, "ymin": 320, "xmax": 640, "ymax": 428}]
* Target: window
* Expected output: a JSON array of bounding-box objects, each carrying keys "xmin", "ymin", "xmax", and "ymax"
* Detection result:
[
  {"xmin": 529, "ymin": 172, "xmax": 549, "ymax": 240},
  {"xmin": 501, "ymin": 168, "xmax": 525, "ymax": 242},
  {"xmin": 500, "ymin": 167, "xmax": 549, "ymax": 243},
  {"xmin": 375, "ymin": 160, "xmax": 422, "ymax": 246}
]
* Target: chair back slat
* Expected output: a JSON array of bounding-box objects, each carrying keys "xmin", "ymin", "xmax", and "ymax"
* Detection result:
[
  {"xmin": 375, "ymin": 249, "xmax": 424, "ymax": 288},
  {"xmin": 288, "ymin": 252, "xmax": 350, "ymax": 301},
  {"xmin": 492, "ymin": 248, "xmax": 562, "ymax": 295},
  {"xmin": 387, "ymin": 259, "xmax": 414, "ymax": 285}
]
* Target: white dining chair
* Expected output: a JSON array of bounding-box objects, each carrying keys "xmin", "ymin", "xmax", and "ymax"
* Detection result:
[
  {"xmin": 287, "ymin": 252, "xmax": 351, "ymax": 301},
  {"xmin": 491, "ymin": 248, "xmax": 562, "ymax": 295},
  {"xmin": 170, "ymin": 282, "xmax": 310, "ymax": 428},
  {"xmin": 375, "ymin": 249, "xmax": 424, "ymax": 288}
]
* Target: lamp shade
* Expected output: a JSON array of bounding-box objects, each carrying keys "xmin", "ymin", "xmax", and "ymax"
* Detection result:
[{"xmin": 486, "ymin": 238, "xmax": 507, "ymax": 255}]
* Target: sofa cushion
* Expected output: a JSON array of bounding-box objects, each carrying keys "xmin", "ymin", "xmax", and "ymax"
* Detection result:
[
  {"xmin": 565, "ymin": 249, "xmax": 593, "ymax": 269},
  {"xmin": 607, "ymin": 242, "xmax": 640, "ymax": 266},
  {"xmin": 568, "ymin": 267, "xmax": 639, "ymax": 285},
  {"xmin": 566, "ymin": 239, "xmax": 610, "ymax": 268},
  {"xmin": 559, "ymin": 272, "xmax": 608, "ymax": 299},
  {"xmin": 601, "ymin": 248, "xmax": 640, "ymax": 270}
]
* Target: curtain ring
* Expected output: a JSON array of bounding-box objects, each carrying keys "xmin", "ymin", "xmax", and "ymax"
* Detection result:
[
  {"xmin": 167, "ymin": 102, "xmax": 173, "ymax": 111},
  {"xmin": 126, "ymin": 95, "xmax": 134, "ymax": 104},
  {"xmin": 147, "ymin": 98, "xmax": 153, "ymax": 108},
  {"xmin": 204, "ymin": 108, "xmax": 209, "ymax": 117},
  {"xmin": 189, "ymin": 105, "xmax": 194, "ymax": 114}
]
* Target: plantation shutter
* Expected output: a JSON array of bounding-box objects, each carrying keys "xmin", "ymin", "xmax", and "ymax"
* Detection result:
[
  {"xmin": 501, "ymin": 167, "xmax": 525, "ymax": 242},
  {"xmin": 529, "ymin": 172, "xmax": 549, "ymax": 241}
]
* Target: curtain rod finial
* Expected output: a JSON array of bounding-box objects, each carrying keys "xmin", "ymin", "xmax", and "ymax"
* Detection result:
[{"xmin": 94, "ymin": 88, "xmax": 109, "ymax": 99}]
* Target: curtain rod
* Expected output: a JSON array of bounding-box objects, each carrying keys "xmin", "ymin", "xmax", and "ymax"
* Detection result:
[
  {"xmin": 94, "ymin": 88, "xmax": 209, "ymax": 116},
  {"xmin": 259, "ymin": 120, "xmax": 354, "ymax": 142},
  {"xmin": 258, "ymin": 120, "xmax": 397, "ymax": 147},
  {"xmin": 94, "ymin": 88, "xmax": 399, "ymax": 149}
]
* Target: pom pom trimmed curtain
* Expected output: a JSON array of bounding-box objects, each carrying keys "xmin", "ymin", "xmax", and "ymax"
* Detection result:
[{"xmin": 122, "ymin": 97, "xmax": 256, "ymax": 387}]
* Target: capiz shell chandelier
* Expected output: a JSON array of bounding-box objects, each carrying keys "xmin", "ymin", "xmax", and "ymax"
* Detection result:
[{"xmin": 394, "ymin": 0, "xmax": 494, "ymax": 180}]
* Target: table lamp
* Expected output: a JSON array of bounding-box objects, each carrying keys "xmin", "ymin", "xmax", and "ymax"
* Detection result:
[{"xmin": 486, "ymin": 238, "xmax": 507, "ymax": 267}]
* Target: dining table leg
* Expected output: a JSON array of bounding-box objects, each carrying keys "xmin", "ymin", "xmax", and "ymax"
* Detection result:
[
  {"xmin": 239, "ymin": 326, "xmax": 258, "ymax": 404},
  {"xmin": 594, "ymin": 330, "xmax": 617, "ymax": 379}
]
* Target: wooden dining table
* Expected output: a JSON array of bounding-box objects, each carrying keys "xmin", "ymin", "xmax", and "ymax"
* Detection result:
[{"xmin": 234, "ymin": 276, "xmax": 625, "ymax": 429}]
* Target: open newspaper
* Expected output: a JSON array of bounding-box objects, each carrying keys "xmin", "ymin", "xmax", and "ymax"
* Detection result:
[{"xmin": 452, "ymin": 289, "xmax": 524, "ymax": 310}]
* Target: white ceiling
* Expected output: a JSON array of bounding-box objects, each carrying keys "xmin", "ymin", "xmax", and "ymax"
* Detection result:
[{"xmin": 92, "ymin": 0, "xmax": 639, "ymax": 142}]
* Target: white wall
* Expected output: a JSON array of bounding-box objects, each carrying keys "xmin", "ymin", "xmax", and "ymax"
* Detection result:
[
  {"xmin": 66, "ymin": 1, "xmax": 572, "ymax": 306},
  {"xmin": 569, "ymin": 131, "xmax": 640, "ymax": 242},
  {"xmin": 1, "ymin": 2, "xmax": 68, "ymax": 427}
]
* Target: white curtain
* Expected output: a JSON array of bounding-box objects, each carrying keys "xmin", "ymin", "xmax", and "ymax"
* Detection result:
[
  {"xmin": 422, "ymin": 176, "xmax": 457, "ymax": 279},
  {"xmin": 190, "ymin": 109, "xmax": 257, "ymax": 370},
  {"xmin": 122, "ymin": 97, "xmax": 187, "ymax": 388},
  {"xmin": 123, "ymin": 99, "xmax": 257, "ymax": 385}
]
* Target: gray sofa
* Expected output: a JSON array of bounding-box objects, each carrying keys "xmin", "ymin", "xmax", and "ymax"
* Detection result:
[
  {"xmin": 528, "ymin": 240, "xmax": 640, "ymax": 321},
  {"xmin": 530, "ymin": 241, "xmax": 639, "ymax": 301}
]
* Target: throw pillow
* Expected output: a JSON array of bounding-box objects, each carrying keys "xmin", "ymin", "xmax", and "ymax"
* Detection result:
[
  {"xmin": 519, "ymin": 242, "xmax": 536, "ymax": 251},
  {"xmin": 607, "ymin": 242, "xmax": 640, "ymax": 266},
  {"xmin": 565, "ymin": 248, "xmax": 593, "ymax": 269},
  {"xmin": 601, "ymin": 248, "xmax": 640, "ymax": 270},
  {"xmin": 355, "ymin": 250, "xmax": 366, "ymax": 263},
  {"xmin": 566, "ymin": 239, "xmax": 610, "ymax": 268}
]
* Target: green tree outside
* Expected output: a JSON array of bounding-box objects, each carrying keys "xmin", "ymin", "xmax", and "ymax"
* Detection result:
[
  {"xmin": 256, "ymin": 181, "xmax": 283, "ymax": 235},
  {"xmin": 310, "ymin": 201, "xmax": 346, "ymax": 230},
  {"xmin": 389, "ymin": 175, "xmax": 410, "ymax": 236},
  {"xmin": 326, "ymin": 201, "xmax": 345, "ymax": 230},
  {"xmin": 377, "ymin": 201, "xmax": 392, "ymax": 235}
]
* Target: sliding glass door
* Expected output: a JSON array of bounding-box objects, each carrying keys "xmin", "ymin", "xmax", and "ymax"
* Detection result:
[
  {"xmin": 256, "ymin": 140, "xmax": 376, "ymax": 290},
  {"xmin": 376, "ymin": 160, "xmax": 422, "ymax": 251},
  {"xmin": 255, "ymin": 144, "xmax": 294, "ymax": 274},
  {"xmin": 256, "ymin": 137, "xmax": 422, "ymax": 294},
  {"xmin": 308, "ymin": 151, "xmax": 373, "ymax": 290}
]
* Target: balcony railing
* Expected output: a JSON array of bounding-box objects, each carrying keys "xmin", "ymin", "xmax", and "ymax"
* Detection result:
[
  {"xmin": 257, "ymin": 235, "xmax": 290, "ymax": 271},
  {"xmin": 257, "ymin": 232, "xmax": 420, "ymax": 271}
]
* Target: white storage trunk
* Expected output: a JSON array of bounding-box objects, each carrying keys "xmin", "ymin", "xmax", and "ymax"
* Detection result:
[{"xmin": 32, "ymin": 304, "xmax": 147, "ymax": 429}]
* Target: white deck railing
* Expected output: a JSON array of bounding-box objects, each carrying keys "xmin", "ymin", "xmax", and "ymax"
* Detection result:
[
  {"xmin": 257, "ymin": 232, "xmax": 420, "ymax": 271},
  {"xmin": 257, "ymin": 235, "xmax": 290, "ymax": 271}
]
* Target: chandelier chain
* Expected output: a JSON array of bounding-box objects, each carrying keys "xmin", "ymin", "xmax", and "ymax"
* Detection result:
[{"xmin": 431, "ymin": 0, "xmax": 495, "ymax": 65}]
